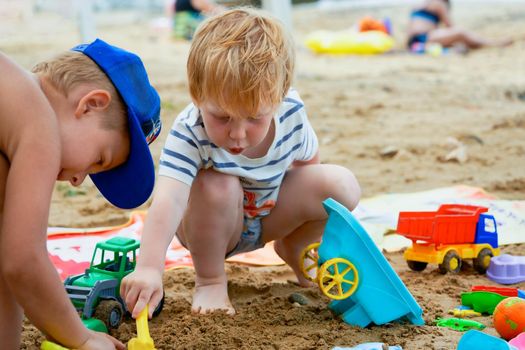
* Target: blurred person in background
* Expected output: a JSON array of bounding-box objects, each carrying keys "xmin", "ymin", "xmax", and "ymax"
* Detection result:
[
  {"xmin": 166, "ymin": 0, "xmax": 226, "ymax": 40},
  {"xmin": 407, "ymin": 0, "xmax": 513, "ymax": 52}
]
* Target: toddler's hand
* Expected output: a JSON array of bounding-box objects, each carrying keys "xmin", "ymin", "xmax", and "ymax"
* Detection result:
[
  {"xmin": 120, "ymin": 267, "xmax": 163, "ymax": 319},
  {"xmin": 77, "ymin": 330, "xmax": 125, "ymax": 350}
]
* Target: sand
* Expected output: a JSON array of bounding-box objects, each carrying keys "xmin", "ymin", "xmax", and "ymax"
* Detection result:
[{"xmin": 1, "ymin": 1, "xmax": 524, "ymax": 349}]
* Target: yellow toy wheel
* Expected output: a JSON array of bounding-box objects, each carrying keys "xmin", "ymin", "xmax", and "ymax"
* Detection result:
[
  {"xmin": 438, "ymin": 250, "xmax": 461, "ymax": 274},
  {"xmin": 318, "ymin": 258, "xmax": 359, "ymax": 300},
  {"xmin": 473, "ymin": 248, "xmax": 493, "ymax": 274},
  {"xmin": 299, "ymin": 242, "xmax": 321, "ymax": 282}
]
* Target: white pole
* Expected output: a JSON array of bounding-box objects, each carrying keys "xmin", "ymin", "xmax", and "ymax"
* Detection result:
[
  {"xmin": 75, "ymin": 0, "xmax": 96, "ymax": 43},
  {"xmin": 261, "ymin": 0, "xmax": 293, "ymax": 32}
]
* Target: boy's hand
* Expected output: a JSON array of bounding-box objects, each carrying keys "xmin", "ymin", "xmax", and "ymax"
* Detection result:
[
  {"xmin": 77, "ymin": 330, "xmax": 125, "ymax": 350},
  {"xmin": 120, "ymin": 267, "xmax": 163, "ymax": 319}
]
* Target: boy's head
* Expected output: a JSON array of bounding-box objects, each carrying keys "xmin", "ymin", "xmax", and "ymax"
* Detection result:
[
  {"xmin": 187, "ymin": 7, "xmax": 295, "ymax": 119},
  {"xmin": 33, "ymin": 39, "xmax": 161, "ymax": 209}
]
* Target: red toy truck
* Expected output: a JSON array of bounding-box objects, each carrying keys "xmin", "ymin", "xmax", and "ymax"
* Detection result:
[{"xmin": 396, "ymin": 204, "xmax": 500, "ymax": 274}]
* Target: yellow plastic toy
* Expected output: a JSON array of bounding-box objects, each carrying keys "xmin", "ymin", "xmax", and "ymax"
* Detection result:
[
  {"xmin": 305, "ymin": 30, "xmax": 394, "ymax": 55},
  {"xmin": 41, "ymin": 341, "xmax": 69, "ymax": 350},
  {"xmin": 318, "ymin": 257, "xmax": 359, "ymax": 300},
  {"xmin": 448, "ymin": 308, "xmax": 482, "ymax": 318},
  {"xmin": 128, "ymin": 305, "xmax": 156, "ymax": 350},
  {"xmin": 300, "ymin": 242, "xmax": 359, "ymax": 300},
  {"xmin": 300, "ymin": 242, "xmax": 321, "ymax": 282}
]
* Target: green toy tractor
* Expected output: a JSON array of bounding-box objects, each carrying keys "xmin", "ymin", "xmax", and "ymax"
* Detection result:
[{"xmin": 64, "ymin": 237, "xmax": 164, "ymax": 331}]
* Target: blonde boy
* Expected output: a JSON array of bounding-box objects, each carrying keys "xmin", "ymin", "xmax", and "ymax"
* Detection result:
[
  {"xmin": 0, "ymin": 39, "xmax": 160, "ymax": 349},
  {"xmin": 121, "ymin": 8, "xmax": 360, "ymax": 317}
]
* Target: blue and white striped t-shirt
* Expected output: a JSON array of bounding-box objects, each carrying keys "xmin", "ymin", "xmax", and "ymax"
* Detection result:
[{"xmin": 158, "ymin": 89, "xmax": 319, "ymax": 218}]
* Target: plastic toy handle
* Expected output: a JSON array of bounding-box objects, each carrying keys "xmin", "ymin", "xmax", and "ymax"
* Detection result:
[
  {"xmin": 128, "ymin": 305, "xmax": 156, "ymax": 350},
  {"xmin": 136, "ymin": 305, "xmax": 153, "ymax": 342},
  {"xmin": 41, "ymin": 340, "xmax": 69, "ymax": 350}
]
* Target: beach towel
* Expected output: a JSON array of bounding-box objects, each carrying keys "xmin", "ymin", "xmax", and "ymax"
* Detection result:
[
  {"xmin": 354, "ymin": 185, "xmax": 525, "ymax": 252},
  {"xmin": 47, "ymin": 185, "xmax": 524, "ymax": 279},
  {"xmin": 47, "ymin": 212, "xmax": 284, "ymax": 280}
]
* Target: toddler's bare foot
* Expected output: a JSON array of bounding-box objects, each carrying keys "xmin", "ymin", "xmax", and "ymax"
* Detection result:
[{"xmin": 192, "ymin": 279, "xmax": 235, "ymax": 315}]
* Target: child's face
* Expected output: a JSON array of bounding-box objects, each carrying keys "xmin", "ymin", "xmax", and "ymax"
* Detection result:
[
  {"xmin": 199, "ymin": 102, "xmax": 275, "ymax": 155},
  {"xmin": 58, "ymin": 117, "xmax": 130, "ymax": 186}
]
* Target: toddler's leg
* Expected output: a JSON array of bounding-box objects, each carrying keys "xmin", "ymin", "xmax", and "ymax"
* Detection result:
[
  {"xmin": 261, "ymin": 164, "xmax": 360, "ymax": 286},
  {"xmin": 177, "ymin": 169, "xmax": 244, "ymax": 315},
  {"xmin": 0, "ymin": 272, "xmax": 23, "ymax": 348}
]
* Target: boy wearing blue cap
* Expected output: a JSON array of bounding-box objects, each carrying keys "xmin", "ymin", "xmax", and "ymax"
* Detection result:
[
  {"xmin": 0, "ymin": 39, "xmax": 160, "ymax": 349},
  {"xmin": 121, "ymin": 8, "xmax": 360, "ymax": 318}
]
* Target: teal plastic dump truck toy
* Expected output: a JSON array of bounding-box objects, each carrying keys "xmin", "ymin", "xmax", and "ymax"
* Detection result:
[{"xmin": 300, "ymin": 198, "xmax": 424, "ymax": 327}]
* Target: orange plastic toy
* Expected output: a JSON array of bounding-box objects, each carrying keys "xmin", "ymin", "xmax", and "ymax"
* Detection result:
[
  {"xmin": 493, "ymin": 297, "xmax": 525, "ymax": 340},
  {"xmin": 358, "ymin": 16, "xmax": 390, "ymax": 34}
]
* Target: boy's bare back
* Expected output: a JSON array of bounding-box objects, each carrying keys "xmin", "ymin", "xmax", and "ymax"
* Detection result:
[{"xmin": 0, "ymin": 51, "xmax": 60, "ymax": 233}]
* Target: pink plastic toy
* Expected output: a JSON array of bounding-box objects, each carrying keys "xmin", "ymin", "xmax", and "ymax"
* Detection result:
[{"xmin": 509, "ymin": 333, "xmax": 525, "ymax": 350}]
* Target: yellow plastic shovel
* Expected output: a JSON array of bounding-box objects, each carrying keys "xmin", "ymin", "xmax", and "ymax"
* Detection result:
[
  {"xmin": 41, "ymin": 340, "xmax": 69, "ymax": 350},
  {"xmin": 128, "ymin": 305, "xmax": 156, "ymax": 350}
]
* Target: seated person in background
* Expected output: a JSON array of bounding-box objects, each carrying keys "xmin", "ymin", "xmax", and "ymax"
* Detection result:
[
  {"xmin": 167, "ymin": 0, "xmax": 226, "ymax": 40},
  {"xmin": 407, "ymin": 0, "xmax": 513, "ymax": 52}
]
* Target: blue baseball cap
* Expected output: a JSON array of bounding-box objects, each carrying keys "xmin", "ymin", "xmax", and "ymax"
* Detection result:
[{"xmin": 71, "ymin": 39, "xmax": 161, "ymax": 209}]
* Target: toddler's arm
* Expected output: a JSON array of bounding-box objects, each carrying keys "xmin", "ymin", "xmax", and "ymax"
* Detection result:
[
  {"xmin": 121, "ymin": 176, "xmax": 190, "ymax": 318},
  {"xmin": 292, "ymin": 151, "xmax": 320, "ymax": 167}
]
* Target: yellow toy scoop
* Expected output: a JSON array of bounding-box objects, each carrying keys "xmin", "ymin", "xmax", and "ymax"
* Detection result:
[
  {"xmin": 128, "ymin": 305, "xmax": 156, "ymax": 350},
  {"xmin": 41, "ymin": 340, "xmax": 69, "ymax": 350}
]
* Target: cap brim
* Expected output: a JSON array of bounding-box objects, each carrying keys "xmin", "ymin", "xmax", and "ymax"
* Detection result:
[{"xmin": 90, "ymin": 107, "xmax": 155, "ymax": 209}]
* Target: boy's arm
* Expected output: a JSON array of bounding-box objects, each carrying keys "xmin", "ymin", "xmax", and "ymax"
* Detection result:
[
  {"xmin": 292, "ymin": 151, "xmax": 320, "ymax": 167},
  {"xmin": 121, "ymin": 175, "xmax": 190, "ymax": 318},
  {"xmin": 137, "ymin": 175, "xmax": 190, "ymax": 271},
  {"xmin": 1, "ymin": 140, "xmax": 92, "ymax": 347}
]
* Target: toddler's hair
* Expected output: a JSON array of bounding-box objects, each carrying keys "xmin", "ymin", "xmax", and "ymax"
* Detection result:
[
  {"xmin": 32, "ymin": 51, "xmax": 127, "ymax": 131},
  {"xmin": 187, "ymin": 7, "xmax": 295, "ymax": 118}
]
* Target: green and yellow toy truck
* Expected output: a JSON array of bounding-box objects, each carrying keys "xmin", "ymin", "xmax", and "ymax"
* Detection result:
[{"xmin": 64, "ymin": 237, "xmax": 164, "ymax": 331}]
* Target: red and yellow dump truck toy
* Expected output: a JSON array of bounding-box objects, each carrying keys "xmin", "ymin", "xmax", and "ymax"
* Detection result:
[{"xmin": 396, "ymin": 204, "xmax": 500, "ymax": 274}]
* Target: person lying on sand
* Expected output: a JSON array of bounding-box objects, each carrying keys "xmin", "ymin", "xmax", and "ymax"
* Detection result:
[
  {"xmin": 120, "ymin": 7, "xmax": 361, "ymax": 317},
  {"xmin": 407, "ymin": 0, "xmax": 513, "ymax": 52}
]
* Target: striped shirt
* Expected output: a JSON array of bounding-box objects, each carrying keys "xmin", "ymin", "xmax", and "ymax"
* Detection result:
[{"xmin": 158, "ymin": 89, "xmax": 319, "ymax": 218}]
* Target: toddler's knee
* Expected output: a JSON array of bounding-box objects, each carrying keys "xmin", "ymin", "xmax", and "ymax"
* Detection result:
[
  {"xmin": 193, "ymin": 170, "xmax": 241, "ymax": 204},
  {"xmin": 324, "ymin": 165, "xmax": 361, "ymax": 210}
]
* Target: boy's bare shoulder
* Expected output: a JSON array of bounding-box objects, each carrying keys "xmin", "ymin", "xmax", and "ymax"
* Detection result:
[
  {"xmin": 0, "ymin": 52, "xmax": 58, "ymax": 161},
  {"xmin": 0, "ymin": 52, "xmax": 37, "ymax": 96}
]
